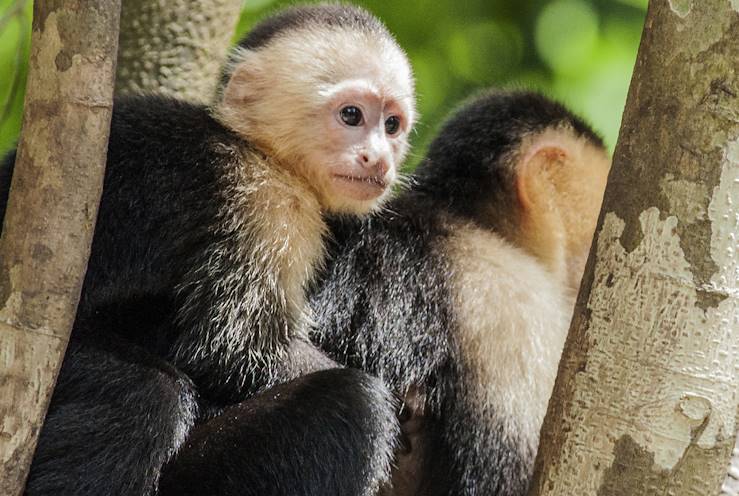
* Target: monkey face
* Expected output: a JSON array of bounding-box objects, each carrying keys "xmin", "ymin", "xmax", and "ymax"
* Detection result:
[{"xmin": 302, "ymin": 78, "xmax": 413, "ymax": 214}]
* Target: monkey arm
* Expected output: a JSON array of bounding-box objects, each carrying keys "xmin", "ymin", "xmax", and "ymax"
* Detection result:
[
  {"xmin": 158, "ymin": 368, "xmax": 398, "ymax": 496},
  {"xmin": 24, "ymin": 329, "xmax": 198, "ymax": 496}
]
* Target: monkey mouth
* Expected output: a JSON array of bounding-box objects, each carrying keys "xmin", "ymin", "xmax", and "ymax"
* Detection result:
[
  {"xmin": 334, "ymin": 174, "xmax": 387, "ymax": 188},
  {"xmin": 332, "ymin": 174, "xmax": 388, "ymax": 201}
]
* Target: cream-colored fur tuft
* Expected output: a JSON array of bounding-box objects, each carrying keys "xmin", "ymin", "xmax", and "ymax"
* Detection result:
[
  {"xmin": 446, "ymin": 220, "xmax": 573, "ymax": 457},
  {"xmin": 221, "ymin": 144, "xmax": 327, "ymax": 337}
]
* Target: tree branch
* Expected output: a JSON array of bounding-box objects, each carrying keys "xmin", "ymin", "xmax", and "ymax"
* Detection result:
[
  {"xmin": 0, "ymin": 2, "xmax": 121, "ymax": 494},
  {"xmin": 115, "ymin": 0, "xmax": 243, "ymax": 103}
]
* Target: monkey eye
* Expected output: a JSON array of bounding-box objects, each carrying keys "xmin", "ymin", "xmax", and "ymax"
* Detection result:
[
  {"xmin": 385, "ymin": 116, "xmax": 401, "ymax": 135},
  {"xmin": 340, "ymin": 106, "xmax": 364, "ymax": 126}
]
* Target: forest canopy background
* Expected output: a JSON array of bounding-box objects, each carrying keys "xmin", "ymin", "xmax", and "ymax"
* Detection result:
[{"xmin": 0, "ymin": 0, "xmax": 647, "ymax": 165}]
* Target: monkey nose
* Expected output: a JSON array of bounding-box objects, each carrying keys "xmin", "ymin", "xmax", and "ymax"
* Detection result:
[
  {"xmin": 360, "ymin": 154, "xmax": 389, "ymax": 177},
  {"xmin": 374, "ymin": 159, "xmax": 389, "ymax": 177}
]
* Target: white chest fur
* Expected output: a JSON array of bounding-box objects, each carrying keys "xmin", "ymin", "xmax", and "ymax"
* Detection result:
[{"xmin": 225, "ymin": 147, "xmax": 327, "ymax": 326}]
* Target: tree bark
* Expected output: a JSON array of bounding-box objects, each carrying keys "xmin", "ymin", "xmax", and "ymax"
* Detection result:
[
  {"xmin": 723, "ymin": 441, "xmax": 739, "ymax": 495},
  {"xmin": 0, "ymin": 2, "xmax": 121, "ymax": 495},
  {"xmin": 115, "ymin": 0, "xmax": 243, "ymax": 103},
  {"xmin": 529, "ymin": 1, "xmax": 739, "ymax": 495}
]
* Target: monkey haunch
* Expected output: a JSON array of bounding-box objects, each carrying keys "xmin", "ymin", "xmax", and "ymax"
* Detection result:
[{"xmin": 0, "ymin": 5, "xmax": 416, "ymax": 495}]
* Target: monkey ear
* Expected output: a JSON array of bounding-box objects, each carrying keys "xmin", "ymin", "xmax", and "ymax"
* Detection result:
[
  {"xmin": 515, "ymin": 142, "xmax": 568, "ymax": 213},
  {"xmin": 222, "ymin": 55, "xmax": 262, "ymax": 107},
  {"xmin": 515, "ymin": 129, "xmax": 610, "ymax": 217},
  {"xmin": 513, "ymin": 129, "xmax": 611, "ymax": 287}
]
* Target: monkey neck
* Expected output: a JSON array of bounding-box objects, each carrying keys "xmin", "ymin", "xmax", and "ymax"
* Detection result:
[
  {"xmin": 172, "ymin": 143, "xmax": 327, "ymax": 402},
  {"xmin": 230, "ymin": 145, "xmax": 328, "ymax": 319}
]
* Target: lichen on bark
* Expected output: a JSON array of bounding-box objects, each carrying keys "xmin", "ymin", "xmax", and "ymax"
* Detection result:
[{"xmin": 115, "ymin": 0, "xmax": 242, "ymax": 103}]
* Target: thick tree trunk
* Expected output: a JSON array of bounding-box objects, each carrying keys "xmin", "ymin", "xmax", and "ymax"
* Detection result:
[
  {"xmin": 115, "ymin": 0, "xmax": 242, "ymax": 102},
  {"xmin": 529, "ymin": 1, "xmax": 738, "ymax": 495},
  {"xmin": 0, "ymin": 2, "xmax": 121, "ymax": 495}
]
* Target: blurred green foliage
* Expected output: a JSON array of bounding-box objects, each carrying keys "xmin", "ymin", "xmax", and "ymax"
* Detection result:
[
  {"xmin": 0, "ymin": 0, "xmax": 646, "ymax": 161},
  {"xmin": 235, "ymin": 0, "xmax": 646, "ymax": 160},
  {"xmin": 0, "ymin": 0, "xmax": 30, "ymax": 156}
]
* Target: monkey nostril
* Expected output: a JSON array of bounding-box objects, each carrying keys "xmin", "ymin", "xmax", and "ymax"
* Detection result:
[{"xmin": 361, "ymin": 154, "xmax": 370, "ymax": 163}]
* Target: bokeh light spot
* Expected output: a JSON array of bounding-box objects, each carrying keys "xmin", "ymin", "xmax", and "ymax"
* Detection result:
[{"xmin": 535, "ymin": 0, "xmax": 599, "ymax": 75}]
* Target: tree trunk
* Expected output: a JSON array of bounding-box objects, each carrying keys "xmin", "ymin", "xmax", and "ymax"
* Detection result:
[
  {"xmin": 0, "ymin": 2, "xmax": 121, "ymax": 495},
  {"xmin": 115, "ymin": 0, "xmax": 243, "ymax": 103},
  {"xmin": 529, "ymin": 1, "xmax": 739, "ymax": 495},
  {"xmin": 722, "ymin": 440, "xmax": 739, "ymax": 495}
]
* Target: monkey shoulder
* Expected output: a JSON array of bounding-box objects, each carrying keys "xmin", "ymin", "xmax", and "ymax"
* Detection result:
[
  {"xmin": 105, "ymin": 95, "xmax": 298, "ymax": 222},
  {"xmin": 107, "ymin": 95, "xmax": 243, "ymax": 178},
  {"xmin": 76, "ymin": 96, "xmax": 247, "ymax": 318}
]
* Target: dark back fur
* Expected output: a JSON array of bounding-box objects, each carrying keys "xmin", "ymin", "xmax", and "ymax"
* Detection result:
[
  {"xmin": 1, "ymin": 98, "xmax": 223, "ymax": 337},
  {"xmin": 75, "ymin": 96, "xmax": 225, "ymax": 351},
  {"xmin": 1, "ymin": 95, "xmax": 286, "ymax": 402},
  {"xmin": 0, "ymin": 149, "xmax": 14, "ymax": 228}
]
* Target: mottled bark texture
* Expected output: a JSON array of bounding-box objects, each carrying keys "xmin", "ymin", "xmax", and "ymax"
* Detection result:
[
  {"xmin": 116, "ymin": 0, "xmax": 242, "ymax": 103},
  {"xmin": 529, "ymin": 1, "xmax": 739, "ymax": 495},
  {"xmin": 0, "ymin": 2, "xmax": 120, "ymax": 495}
]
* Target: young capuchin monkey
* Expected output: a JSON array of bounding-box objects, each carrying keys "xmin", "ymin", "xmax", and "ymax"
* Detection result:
[
  {"xmin": 310, "ymin": 90, "xmax": 612, "ymax": 495},
  {"xmin": 0, "ymin": 5, "xmax": 416, "ymax": 495}
]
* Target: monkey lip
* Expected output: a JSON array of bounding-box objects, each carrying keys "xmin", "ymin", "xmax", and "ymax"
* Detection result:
[{"xmin": 332, "ymin": 173, "xmax": 388, "ymax": 200}]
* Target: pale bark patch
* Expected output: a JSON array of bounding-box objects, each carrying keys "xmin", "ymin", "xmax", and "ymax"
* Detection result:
[
  {"xmin": 708, "ymin": 137, "xmax": 739, "ymax": 293},
  {"xmin": 668, "ymin": 0, "xmax": 693, "ymax": 18},
  {"xmin": 659, "ymin": 174, "xmax": 708, "ymax": 225},
  {"xmin": 539, "ymin": 204, "xmax": 738, "ymax": 493}
]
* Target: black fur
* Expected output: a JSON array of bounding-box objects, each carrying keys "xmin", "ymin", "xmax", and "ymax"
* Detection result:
[
  {"xmin": 239, "ymin": 3, "xmax": 386, "ymax": 51},
  {"xmin": 25, "ymin": 330, "xmax": 198, "ymax": 495},
  {"xmin": 159, "ymin": 369, "xmax": 397, "ymax": 496},
  {"xmin": 0, "ymin": 148, "xmax": 14, "ymax": 225},
  {"xmin": 310, "ymin": 90, "xmax": 603, "ymax": 495},
  {"xmin": 1, "ymin": 95, "xmax": 394, "ymax": 494}
]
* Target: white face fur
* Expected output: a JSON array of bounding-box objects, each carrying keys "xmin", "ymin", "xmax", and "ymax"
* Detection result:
[{"xmin": 217, "ymin": 26, "xmax": 416, "ymax": 215}]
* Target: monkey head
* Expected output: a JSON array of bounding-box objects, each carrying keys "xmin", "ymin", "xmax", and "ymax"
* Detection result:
[
  {"xmin": 416, "ymin": 90, "xmax": 611, "ymax": 291},
  {"xmin": 216, "ymin": 4, "xmax": 416, "ymax": 215}
]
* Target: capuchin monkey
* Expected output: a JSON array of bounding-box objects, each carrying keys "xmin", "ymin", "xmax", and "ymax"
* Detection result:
[
  {"xmin": 310, "ymin": 90, "xmax": 611, "ymax": 495},
  {"xmin": 0, "ymin": 5, "xmax": 416, "ymax": 495}
]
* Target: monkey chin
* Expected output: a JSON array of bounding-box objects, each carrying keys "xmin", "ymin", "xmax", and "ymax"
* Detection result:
[{"xmin": 323, "ymin": 175, "xmax": 392, "ymax": 215}]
